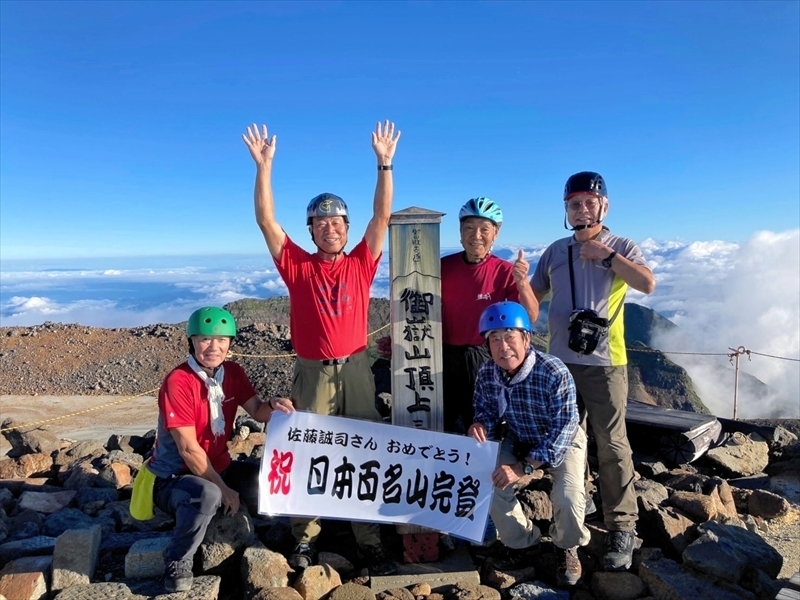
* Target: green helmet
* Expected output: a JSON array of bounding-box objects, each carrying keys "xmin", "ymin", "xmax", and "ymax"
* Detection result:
[{"xmin": 186, "ymin": 307, "xmax": 237, "ymax": 338}]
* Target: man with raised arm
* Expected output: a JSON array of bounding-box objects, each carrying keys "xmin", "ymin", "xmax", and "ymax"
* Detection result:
[
  {"xmin": 242, "ymin": 121, "xmax": 401, "ymax": 575},
  {"xmin": 530, "ymin": 171, "xmax": 655, "ymax": 572}
]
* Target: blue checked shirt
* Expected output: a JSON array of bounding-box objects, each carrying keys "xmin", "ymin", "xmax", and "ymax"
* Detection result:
[{"xmin": 473, "ymin": 347, "xmax": 579, "ymax": 468}]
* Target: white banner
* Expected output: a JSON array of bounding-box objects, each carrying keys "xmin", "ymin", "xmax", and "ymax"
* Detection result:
[{"xmin": 258, "ymin": 411, "xmax": 499, "ymax": 543}]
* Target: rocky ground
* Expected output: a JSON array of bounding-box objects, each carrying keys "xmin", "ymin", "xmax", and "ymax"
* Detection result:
[{"xmin": 1, "ymin": 318, "xmax": 800, "ymax": 599}]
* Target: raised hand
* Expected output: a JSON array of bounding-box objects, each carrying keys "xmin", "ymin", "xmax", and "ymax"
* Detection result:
[
  {"xmin": 371, "ymin": 120, "xmax": 401, "ymax": 164},
  {"xmin": 242, "ymin": 124, "xmax": 277, "ymax": 166},
  {"xmin": 513, "ymin": 249, "xmax": 529, "ymax": 287}
]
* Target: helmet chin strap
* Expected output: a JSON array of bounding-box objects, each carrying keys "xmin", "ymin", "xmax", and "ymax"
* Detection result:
[{"xmin": 564, "ymin": 201, "xmax": 607, "ymax": 231}]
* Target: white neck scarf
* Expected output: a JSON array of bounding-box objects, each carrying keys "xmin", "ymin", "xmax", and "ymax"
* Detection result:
[
  {"xmin": 187, "ymin": 355, "xmax": 226, "ymax": 438},
  {"xmin": 497, "ymin": 348, "xmax": 537, "ymax": 418}
]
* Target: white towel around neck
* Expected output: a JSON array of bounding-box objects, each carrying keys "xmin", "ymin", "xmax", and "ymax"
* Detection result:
[{"xmin": 187, "ymin": 355, "xmax": 226, "ymax": 438}]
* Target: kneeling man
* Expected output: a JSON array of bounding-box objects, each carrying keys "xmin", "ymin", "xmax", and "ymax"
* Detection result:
[{"xmin": 468, "ymin": 301, "xmax": 590, "ymax": 587}]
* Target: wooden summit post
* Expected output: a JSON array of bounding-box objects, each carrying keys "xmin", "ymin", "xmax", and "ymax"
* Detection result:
[
  {"xmin": 389, "ymin": 207, "xmax": 445, "ymax": 431},
  {"xmin": 389, "ymin": 206, "xmax": 445, "ymax": 562}
]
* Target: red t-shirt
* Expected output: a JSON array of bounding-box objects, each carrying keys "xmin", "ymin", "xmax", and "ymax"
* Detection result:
[
  {"xmin": 150, "ymin": 361, "xmax": 258, "ymax": 477},
  {"xmin": 274, "ymin": 236, "xmax": 379, "ymax": 360},
  {"xmin": 441, "ymin": 252, "xmax": 520, "ymax": 346}
]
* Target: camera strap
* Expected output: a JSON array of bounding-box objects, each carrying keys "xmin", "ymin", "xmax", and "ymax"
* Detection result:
[{"xmin": 568, "ymin": 244, "xmax": 623, "ymax": 325}]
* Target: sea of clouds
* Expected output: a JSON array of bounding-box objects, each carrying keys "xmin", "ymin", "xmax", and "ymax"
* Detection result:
[{"xmin": 1, "ymin": 230, "xmax": 798, "ymax": 418}]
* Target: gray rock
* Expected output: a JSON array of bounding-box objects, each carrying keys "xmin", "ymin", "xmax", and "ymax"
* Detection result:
[
  {"xmin": 590, "ymin": 571, "xmax": 647, "ymax": 600},
  {"xmin": 381, "ymin": 588, "xmax": 416, "ymax": 600},
  {"xmin": 667, "ymin": 491, "xmax": 717, "ymax": 522},
  {"xmin": 8, "ymin": 521, "xmax": 40, "ymax": 542},
  {"xmin": 18, "ymin": 490, "xmax": 76, "ymax": 515},
  {"xmin": 639, "ymin": 558, "xmax": 753, "ymax": 600},
  {"xmin": 254, "ymin": 588, "xmax": 306, "ymax": 600},
  {"xmin": 74, "ymin": 487, "xmax": 118, "ymax": 510},
  {"xmin": 634, "ymin": 478, "xmax": 669, "ymax": 506},
  {"xmin": 506, "ymin": 581, "xmax": 569, "ymax": 600},
  {"xmin": 448, "ymin": 581, "xmax": 502, "ymax": 600},
  {"xmin": 0, "ymin": 535, "xmax": 56, "ymax": 563},
  {"xmin": 240, "ymin": 543, "xmax": 293, "ymax": 596},
  {"xmin": 695, "ymin": 520, "xmax": 783, "ymax": 579},
  {"xmin": 726, "ymin": 474, "xmax": 770, "ymax": 490},
  {"xmin": 329, "ymin": 582, "xmax": 376, "ymax": 600},
  {"xmin": 747, "ymin": 489, "xmax": 790, "ymax": 519},
  {"xmin": 124, "ymin": 536, "xmax": 170, "ymax": 580},
  {"xmin": 0, "ymin": 554, "xmax": 52, "ymax": 600},
  {"xmin": 102, "ymin": 450, "xmax": 143, "ymax": 469},
  {"xmin": 104, "ymin": 500, "xmax": 174, "ymax": 533},
  {"xmin": 52, "ymin": 525, "xmax": 102, "ymax": 591},
  {"xmin": 61, "ymin": 461, "xmax": 100, "ymax": 490},
  {"xmin": 293, "ymin": 564, "xmax": 342, "ymax": 600},
  {"xmin": 53, "ymin": 441, "xmax": 106, "ymax": 469},
  {"xmin": 0, "ymin": 490, "xmax": 14, "ymax": 513},
  {"xmin": 43, "ymin": 508, "xmax": 97, "ymax": 537},
  {"xmin": 0, "ymin": 420, "xmax": 61, "ymax": 458},
  {"xmin": 101, "ymin": 531, "xmax": 170, "ymax": 553},
  {"xmin": 705, "ymin": 434, "xmax": 769, "ymax": 477},
  {"xmin": 51, "ymin": 575, "xmax": 221, "ymax": 599},
  {"xmin": 637, "ymin": 498, "xmax": 696, "ymax": 559},
  {"xmin": 198, "ymin": 509, "xmax": 255, "ymax": 573}
]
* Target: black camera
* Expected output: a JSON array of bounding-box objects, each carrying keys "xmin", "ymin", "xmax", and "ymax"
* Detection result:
[{"xmin": 568, "ymin": 309, "xmax": 609, "ymax": 355}]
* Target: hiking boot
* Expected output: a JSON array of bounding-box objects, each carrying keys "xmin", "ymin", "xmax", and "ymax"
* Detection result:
[
  {"xmin": 164, "ymin": 558, "xmax": 193, "ymax": 593},
  {"xmin": 554, "ymin": 546, "xmax": 582, "ymax": 587},
  {"xmin": 603, "ymin": 530, "xmax": 635, "ymax": 571},
  {"xmin": 359, "ymin": 543, "xmax": 398, "ymax": 576},
  {"xmin": 289, "ymin": 542, "xmax": 316, "ymax": 571}
]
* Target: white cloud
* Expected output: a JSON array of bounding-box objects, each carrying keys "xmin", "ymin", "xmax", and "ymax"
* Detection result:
[
  {"xmin": 645, "ymin": 230, "xmax": 800, "ymax": 418},
  {"xmin": 2, "ymin": 233, "xmax": 798, "ymax": 417}
]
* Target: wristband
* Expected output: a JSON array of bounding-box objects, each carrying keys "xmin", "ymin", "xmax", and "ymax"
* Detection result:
[
  {"xmin": 378, "ymin": 165, "xmax": 393, "ymax": 171},
  {"xmin": 268, "ymin": 397, "xmax": 276, "ymax": 409}
]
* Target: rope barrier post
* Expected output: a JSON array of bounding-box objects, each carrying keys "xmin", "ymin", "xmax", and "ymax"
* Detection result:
[{"xmin": 727, "ymin": 346, "xmax": 749, "ymax": 420}]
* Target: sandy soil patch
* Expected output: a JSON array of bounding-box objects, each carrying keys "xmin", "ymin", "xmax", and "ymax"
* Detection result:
[{"xmin": 0, "ymin": 394, "xmax": 159, "ymax": 456}]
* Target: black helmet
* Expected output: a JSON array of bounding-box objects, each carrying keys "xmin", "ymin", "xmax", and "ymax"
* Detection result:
[
  {"xmin": 564, "ymin": 172, "xmax": 607, "ymax": 201},
  {"xmin": 306, "ymin": 193, "xmax": 349, "ymax": 226}
]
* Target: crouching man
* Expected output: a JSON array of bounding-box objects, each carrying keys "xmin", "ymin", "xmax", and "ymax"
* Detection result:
[
  {"xmin": 147, "ymin": 306, "xmax": 294, "ymax": 592},
  {"xmin": 468, "ymin": 301, "xmax": 590, "ymax": 587}
]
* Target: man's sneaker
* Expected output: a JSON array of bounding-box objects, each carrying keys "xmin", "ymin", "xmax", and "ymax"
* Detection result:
[
  {"xmin": 603, "ymin": 530, "xmax": 635, "ymax": 571},
  {"xmin": 289, "ymin": 542, "xmax": 316, "ymax": 571},
  {"xmin": 554, "ymin": 546, "xmax": 582, "ymax": 587},
  {"xmin": 164, "ymin": 558, "xmax": 193, "ymax": 593},
  {"xmin": 359, "ymin": 543, "xmax": 398, "ymax": 576}
]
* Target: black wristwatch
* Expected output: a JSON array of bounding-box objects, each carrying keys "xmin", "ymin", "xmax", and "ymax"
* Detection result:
[
  {"xmin": 602, "ymin": 250, "xmax": 617, "ymax": 268},
  {"xmin": 521, "ymin": 461, "xmax": 534, "ymax": 476}
]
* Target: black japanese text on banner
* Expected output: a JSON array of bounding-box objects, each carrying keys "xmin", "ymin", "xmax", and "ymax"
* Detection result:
[{"xmin": 259, "ymin": 412, "xmax": 499, "ymax": 543}]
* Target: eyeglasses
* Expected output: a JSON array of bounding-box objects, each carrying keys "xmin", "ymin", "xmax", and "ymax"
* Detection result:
[{"xmin": 566, "ymin": 199, "xmax": 600, "ymax": 212}]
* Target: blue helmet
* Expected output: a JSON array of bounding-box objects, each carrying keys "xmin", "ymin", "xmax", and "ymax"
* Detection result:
[
  {"xmin": 478, "ymin": 301, "xmax": 531, "ymax": 337},
  {"xmin": 307, "ymin": 193, "xmax": 349, "ymax": 226},
  {"xmin": 458, "ymin": 197, "xmax": 503, "ymax": 226}
]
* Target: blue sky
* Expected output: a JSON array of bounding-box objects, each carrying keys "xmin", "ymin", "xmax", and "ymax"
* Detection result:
[{"xmin": 1, "ymin": 0, "xmax": 799, "ymax": 260}]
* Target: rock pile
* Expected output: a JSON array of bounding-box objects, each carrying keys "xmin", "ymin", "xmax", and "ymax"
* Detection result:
[
  {"xmin": 0, "ymin": 412, "xmax": 798, "ymax": 600},
  {"xmin": 0, "ymin": 322, "xmax": 298, "ymax": 400}
]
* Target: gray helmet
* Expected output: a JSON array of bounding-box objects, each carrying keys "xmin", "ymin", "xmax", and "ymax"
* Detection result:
[{"xmin": 306, "ymin": 193, "xmax": 349, "ymax": 226}]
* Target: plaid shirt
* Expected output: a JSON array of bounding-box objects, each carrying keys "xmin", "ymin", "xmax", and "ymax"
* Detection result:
[{"xmin": 474, "ymin": 347, "xmax": 579, "ymax": 468}]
